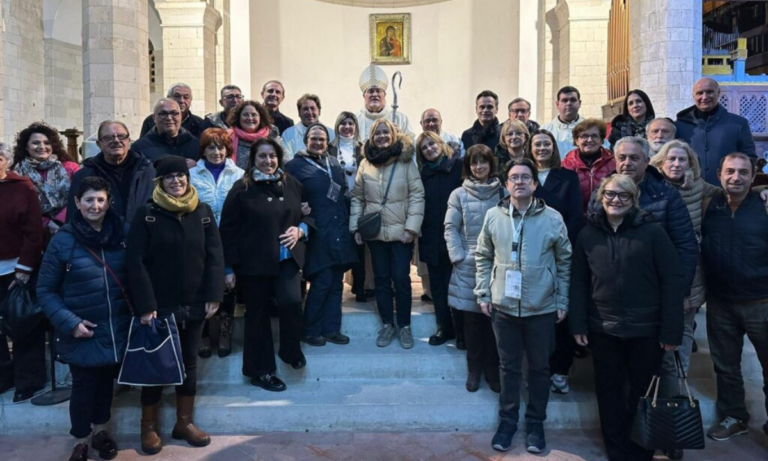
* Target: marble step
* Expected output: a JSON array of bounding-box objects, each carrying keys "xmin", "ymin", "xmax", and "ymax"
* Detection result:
[{"xmin": 5, "ymin": 377, "xmax": 763, "ymax": 435}]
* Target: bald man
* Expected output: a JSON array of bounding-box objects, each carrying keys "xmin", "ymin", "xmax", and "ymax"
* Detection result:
[
  {"xmin": 420, "ymin": 108, "xmax": 465, "ymax": 157},
  {"xmin": 676, "ymin": 78, "xmax": 756, "ymax": 185}
]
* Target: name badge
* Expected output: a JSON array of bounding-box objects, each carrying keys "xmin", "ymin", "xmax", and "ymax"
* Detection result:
[
  {"xmin": 505, "ymin": 270, "xmax": 522, "ymax": 299},
  {"xmin": 327, "ymin": 181, "xmax": 342, "ymax": 202}
]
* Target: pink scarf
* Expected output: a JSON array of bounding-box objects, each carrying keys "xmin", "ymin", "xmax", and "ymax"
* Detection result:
[{"xmin": 230, "ymin": 126, "xmax": 271, "ymax": 162}]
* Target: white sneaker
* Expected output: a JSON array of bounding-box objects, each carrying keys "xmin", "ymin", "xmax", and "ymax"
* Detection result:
[{"xmin": 551, "ymin": 374, "xmax": 570, "ymax": 394}]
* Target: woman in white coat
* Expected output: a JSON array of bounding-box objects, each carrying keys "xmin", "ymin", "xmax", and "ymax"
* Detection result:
[
  {"xmin": 189, "ymin": 128, "xmax": 244, "ymax": 358},
  {"xmin": 444, "ymin": 144, "xmax": 505, "ymax": 393}
]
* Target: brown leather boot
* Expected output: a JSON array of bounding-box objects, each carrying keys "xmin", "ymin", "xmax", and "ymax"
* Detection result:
[
  {"xmin": 140, "ymin": 403, "xmax": 162, "ymax": 455},
  {"xmin": 171, "ymin": 395, "xmax": 211, "ymax": 447}
]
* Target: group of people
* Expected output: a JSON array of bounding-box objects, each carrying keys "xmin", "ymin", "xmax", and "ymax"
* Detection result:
[{"xmin": 0, "ymin": 62, "xmax": 766, "ymax": 461}]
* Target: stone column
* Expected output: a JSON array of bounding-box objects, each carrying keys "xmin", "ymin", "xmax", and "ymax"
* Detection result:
[
  {"xmin": 630, "ymin": 0, "xmax": 702, "ymax": 117},
  {"xmin": 538, "ymin": 0, "xmax": 559, "ymax": 121},
  {"xmin": 213, "ymin": 0, "xmax": 230, "ymax": 92},
  {"xmin": 3, "ymin": 0, "xmax": 45, "ymax": 141},
  {"xmin": 0, "ymin": 0, "xmax": 5, "ymax": 141},
  {"xmin": 552, "ymin": 0, "xmax": 612, "ymax": 119},
  {"xmin": 155, "ymin": 0, "xmax": 222, "ymax": 116},
  {"xmin": 82, "ymin": 0, "xmax": 150, "ymax": 138}
]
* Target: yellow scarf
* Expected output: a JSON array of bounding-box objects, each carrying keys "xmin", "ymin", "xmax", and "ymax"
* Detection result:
[{"xmin": 152, "ymin": 181, "xmax": 200, "ymax": 215}]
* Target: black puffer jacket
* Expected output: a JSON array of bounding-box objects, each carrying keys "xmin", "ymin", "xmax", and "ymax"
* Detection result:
[
  {"xmin": 702, "ymin": 191, "xmax": 768, "ymax": 303},
  {"xmin": 131, "ymin": 127, "xmax": 199, "ymax": 162},
  {"xmin": 569, "ymin": 208, "xmax": 685, "ymax": 345},
  {"xmin": 587, "ymin": 167, "xmax": 698, "ymax": 296},
  {"xmin": 127, "ymin": 200, "xmax": 224, "ymax": 321}
]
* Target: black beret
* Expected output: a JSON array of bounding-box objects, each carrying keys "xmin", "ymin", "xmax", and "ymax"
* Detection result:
[{"xmin": 154, "ymin": 156, "xmax": 189, "ymax": 178}]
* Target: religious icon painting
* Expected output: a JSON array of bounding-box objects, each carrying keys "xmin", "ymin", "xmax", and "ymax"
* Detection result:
[{"xmin": 370, "ymin": 13, "xmax": 411, "ymax": 65}]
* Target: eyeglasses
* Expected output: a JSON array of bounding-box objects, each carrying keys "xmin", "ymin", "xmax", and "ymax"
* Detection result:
[
  {"xmin": 603, "ymin": 191, "xmax": 632, "ymax": 201},
  {"xmin": 162, "ymin": 173, "xmax": 187, "ymax": 183},
  {"xmin": 99, "ymin": 134, "xmax": 129, "ymax": 143},
  {"xmin": 157, "ymin": 111, "xmax": 180, "ymax": 119},
  {"xmin": 510, "ymin": 109, "xmax": 529, "ymax": 115},
  {"xmin": 223, "ymin": 94, "xmax": 244, "ymax": 101},
  {"xmin": 507, "ymin": 175, "xmax": 533, "ymax": 183},
  {"xmin": 578, "ymin": 134, "xmax": 602, "ymax": 141}
]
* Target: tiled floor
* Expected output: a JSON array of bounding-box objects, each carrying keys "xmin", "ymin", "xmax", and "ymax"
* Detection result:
[{"xmin": 1, "ymin": 429, "xmax": 767, "ymax": 461}]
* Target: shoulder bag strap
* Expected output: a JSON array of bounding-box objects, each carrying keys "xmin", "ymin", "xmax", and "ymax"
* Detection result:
[
  {"xmin": 380, "ymin": 161, "xmax": 398, "ymax": 207},
  {"xmin": 83, "ymin": 245, "xmax": 134, "ymax": 315}
]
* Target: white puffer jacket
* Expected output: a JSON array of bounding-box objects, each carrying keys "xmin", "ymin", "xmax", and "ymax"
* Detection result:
[
  {"xmin": 444, "ymin": 177, "xmax": 506, "ymax": 312},
  {"xmin": 190, "ymin": 158, "xmax": 244, "ymax": 224}
]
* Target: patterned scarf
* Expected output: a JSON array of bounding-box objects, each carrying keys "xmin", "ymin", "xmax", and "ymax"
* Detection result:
[
  {"xmin": 152, "ymin": 181, "xmax": 200, "ymax": 215},
  {"xmin": 251, "ymin": 167, "xmax": 283, "ymax": 183},
  {"xmin": 14, "ymin": 155, "xmax": 70, "ymax": 214}
]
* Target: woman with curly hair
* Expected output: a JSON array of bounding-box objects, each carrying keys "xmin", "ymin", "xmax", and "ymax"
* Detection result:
[
  {"xmin": 13, "ymin": 122, "xmax": 79, "ymax": 235},
  {"xmin": 226, "ymin": 100, "xmax": 279, "ymax": 170}
]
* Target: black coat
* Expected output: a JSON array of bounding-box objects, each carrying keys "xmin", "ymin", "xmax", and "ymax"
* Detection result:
[
  {"xmin": 131, "ymin": 127, "xmax": 199, "ymax": 163},
  {"xmin": 219, "ymin": 174, "xmax": 308, "ymax": 277},
  {"xmin": 67, "ymin": 151, "xmax": 155, "ymax": 225},
  {"xmin": 418, "ymin": 156, "xmax": 463, "ymax": 266},
  {"xmin": 569, "ymin": 208, "xmax": 685, "ymax": 345},
  {"xmin": 140, "ymin": 111, "xmax": 203, "ymax": 138},
  {"xmin": 285, "ymin": 154, "xmax": 358, "ymax": 278},
  {"xmin": 587, "ymin": 167, "xmax": 698, "ymax": 296},
  {"xmin": 269, "ymin": 110, "xmax": 295, "ymax": 135},
  {"xmin": 534, "ymin": 168, "xmax": 584, "ymax": 243},
  {"xmin": 126, "ymin": 200, "xmax": 224, "ymax": 321},
  {"xmin": 461, "ymin": 118, "xmax": 501, "ymax": 152},
  {"xmin": 702, "ymin": 191, "xmax": 768, "ymax": 303}
]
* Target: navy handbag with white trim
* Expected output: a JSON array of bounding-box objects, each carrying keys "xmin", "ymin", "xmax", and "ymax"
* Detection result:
[{"xmin": 118, "ymin": 315, "xmax": 185, "ymax": 386}]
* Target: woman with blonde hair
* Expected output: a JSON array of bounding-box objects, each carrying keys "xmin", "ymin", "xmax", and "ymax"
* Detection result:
[
  {"xmin": 494, "ymin": 119, "xmax": 530, "ymax": 172},
  {"xmin": 350, "ymin": 118, "xmax": 424, "ymax": 349},
  {"xmin": 415, "ymin": 131, "xmax": 463, "ymax": 347},
  {"xmin": 570, "ymin": 174, "xmax": 685, "ymax": 461}
]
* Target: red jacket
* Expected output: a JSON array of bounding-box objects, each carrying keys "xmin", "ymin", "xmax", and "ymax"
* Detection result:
[
  {"xmin": 561, "ymin": 147, "xmax": 616, "ymax": 214},
  {"xmin": 0, "ymin": 172, "xmax": 44, "ymax": 273}
]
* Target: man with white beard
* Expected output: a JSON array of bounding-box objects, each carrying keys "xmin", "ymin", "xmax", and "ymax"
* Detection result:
[
  {"xmin": 356, "ymin": 64, "xmax": 415, "ymax": 141},
  {"xmin": 647, "ymin": 117, "xmax": 677, "ymax": 155}
]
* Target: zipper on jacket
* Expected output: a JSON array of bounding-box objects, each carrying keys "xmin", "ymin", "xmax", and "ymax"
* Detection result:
[{"xmin": 102, "ymin": 248, "xmax": 119, "ymax": 363}]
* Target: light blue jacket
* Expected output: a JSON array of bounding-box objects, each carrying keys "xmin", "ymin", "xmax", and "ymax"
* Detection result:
[{"xmin": 190, "ymin": 158, "xmax": 244, "ymax": 224}]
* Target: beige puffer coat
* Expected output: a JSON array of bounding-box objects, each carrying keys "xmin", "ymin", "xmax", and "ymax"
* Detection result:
[
  {"xmin": 349, "ymin": 135, "xmax": 425, "ymax": 241},
  {"xmin": 669, "ymin": 170, "xmax": 719, "ymax": 309}
]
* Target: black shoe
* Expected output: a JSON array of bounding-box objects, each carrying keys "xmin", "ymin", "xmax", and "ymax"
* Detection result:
[
  {"xmin": 91, "ymin": 430, "xmax": 118, "ymax": 460},
  {"xmin": 323, "ymin": 332, "xmax": 350, "ymax": 345},
  {"xmin": 491, "ymin": 421, "xmax": 517, "ymax": 452},
  {"xmin": 251, "ymin": 374, "xmax": 287, "ymax": 392},
  {"xmin": 691, "ymin": 339, "xmax": 698, "ymax": 353},
  {"xmin": 664, "ymin": 448, "xmax": 684, "ymax": 460},
  {"xmin": 526, "ymin": 423, "xmax": 546, "ymax": 453},
  {"xmin": 455, "ymin": 338, "xmax": 467, "ymax": 351},
  {"xmin": 302, "ymin": 335, "xmax": 327, "ymax": 347},
  {"xmin": 198, "ymin": 347, "xmax": 212, "ymax": 359},
  {"xmin": 428, "ymin": 329, "xmax": 456, "ymax": 346},
  {"xmin": 573, "ymin": 344, "xmax": 589, "ymax": 358},
  {"xmin": 364, "ymin": 289, "xmax": 375, "ymax": 298},
  {"xmin": 68, "ymin": 443, "xmax": 89, "ymax": 461},
  {"xmin": 13, "ymin": 387, "xmax": 42, "ymax": 403},
  {"xmin": 291, "ymin": 356, "xmax": 307, "ymax": 370},
  {"xmin": 466, "ymin": 371, "xmax": 481, "ymax": 393},
  {"xmin": 420, "ymin": 293, "xmax": 433, "ymax": 303},
  {"xmin": 355, "ymin": 293, "xmax": 367, "ymax": 303}
]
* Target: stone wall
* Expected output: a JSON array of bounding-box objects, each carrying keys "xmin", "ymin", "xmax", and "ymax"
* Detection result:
[
  {"xmin": 44, "ymin": 39, "xmax": 83, "ymax": 130},
  {"xmin": 629, "ymin": 0, "xmax": 702, "ymax": 118},
  {"xmin": 3, "ymin": 0, "xmax": 46, "ymax": 142}
]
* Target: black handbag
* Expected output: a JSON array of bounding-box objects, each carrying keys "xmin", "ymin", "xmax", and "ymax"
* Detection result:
[
  {"xmin": 0, "ymin": 281, "xmax": 44, "ymax": 341},
  {"xmin": 631, "ymin": 351, "xmax": 705, "ymax": 451},
  {"xmin": 358, "ymin": 162, "xmax": 398, "ymax": 241}
]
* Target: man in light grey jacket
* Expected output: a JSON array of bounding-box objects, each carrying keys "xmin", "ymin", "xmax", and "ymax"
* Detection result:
[{"xmin": 475, "ymin": 158, "xmax": 572, "ymax": 454}]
